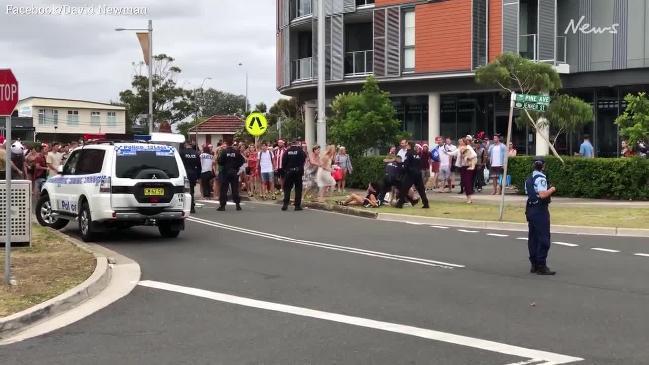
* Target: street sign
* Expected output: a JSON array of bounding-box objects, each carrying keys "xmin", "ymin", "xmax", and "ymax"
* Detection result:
[
  {"xmin": 245, "ymin": 112, "xmax": 268, "ymax": 137},
  {"xmin": 514, "ymin": 93, "xmax": 551, "ymax": 112},
  {"xmin": 0, "ymin": 69, "xmax": 19, "ymax": 116}
]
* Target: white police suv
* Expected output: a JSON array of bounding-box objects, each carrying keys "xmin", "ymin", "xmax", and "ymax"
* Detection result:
[{"xmin": 35, "ymin": 141, "xmax": 192, "ymax": 241}]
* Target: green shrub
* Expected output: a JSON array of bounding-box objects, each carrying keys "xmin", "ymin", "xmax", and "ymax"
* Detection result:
[
  {"xmin": 346, "ymin": 156, "xmax": 386, "ymax": 189},
  {"xmin": 508, "ymin": 156, "xmax": 649, "ymax": 200}
]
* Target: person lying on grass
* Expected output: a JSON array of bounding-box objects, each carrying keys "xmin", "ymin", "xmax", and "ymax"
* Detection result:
[{"xmin": 337, "ymin": 181, "xmax": 382, "ymax": 208}]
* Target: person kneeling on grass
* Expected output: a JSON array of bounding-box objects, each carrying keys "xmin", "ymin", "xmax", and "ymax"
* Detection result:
[{"xmin": 338, "ymin": 181, "xmax": 382, "ymax": 208}]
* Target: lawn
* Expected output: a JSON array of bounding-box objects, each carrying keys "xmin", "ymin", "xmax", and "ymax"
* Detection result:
[
  {"xmin": 325, "ymin": 198, "xmax": 649, "ymax": 229},
  {"xmin": 0, "ymin": 225, "xmax": 95, "ymax": 317}
]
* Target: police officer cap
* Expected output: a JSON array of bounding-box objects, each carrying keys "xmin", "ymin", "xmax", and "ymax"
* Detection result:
[{"xmin": 533, "ymin": 156, "xmax": 545, "ymax": 168}]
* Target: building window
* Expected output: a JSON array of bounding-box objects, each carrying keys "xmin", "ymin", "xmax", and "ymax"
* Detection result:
[
  {"xmin": 38, "ymin": 109, "xmax": 46, "ymax": 124},
  {"xmin": 356, "ymin": 0, "xmax": 375, "ymax": 6},
  {"xmin": 51, "ymin": 109, "xmax": 58, "ymax": 125},
  {"xmin": 67, "ymin": 110, "xmax": 79, "ymax": 125},
  {"xmin": 107, "ymin": 111, "xmax": 117, "ymax": 126},
  {"xmin": 403, "ymin": 10, "xmax": 415, "ymax": 71},
  {"xmin": 91, "ymin": 111, "xmax": 101, "ymax": 125}
]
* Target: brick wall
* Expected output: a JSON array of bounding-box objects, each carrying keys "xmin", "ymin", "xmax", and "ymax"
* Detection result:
[
  {"xmin": 375, "ymin": 0, "xmax": 418, "ymax": 7},
  {"xmin": 488, "ymin": 0, "xmax": 503, "ymax": 61},
  {"xmin": 415, "ymin": 0, "xmax": 472, "ymax": 73}
]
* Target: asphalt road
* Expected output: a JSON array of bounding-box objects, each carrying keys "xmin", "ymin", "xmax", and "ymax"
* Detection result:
[{"xmin": 1, "ymin": 200, "xmax": 648, "ymax": 364}]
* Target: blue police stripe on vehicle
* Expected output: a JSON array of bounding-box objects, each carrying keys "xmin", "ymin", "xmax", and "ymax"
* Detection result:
[{"xmin": 49, "ymin": 175, "xmax": 109, "ymax": 185}]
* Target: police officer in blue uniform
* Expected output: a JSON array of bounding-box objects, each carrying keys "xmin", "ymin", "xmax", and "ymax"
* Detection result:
[
  {"xmin": 281, "ymin": 138, "xmax": 307, "ymax": 211},
  {"xmin": 180, "ymin": 142, "xmax": 201, "ymax": 213},
  {"xmin": 525, "ymin": 157, "xmax": 557, "ymax": 275},
  {"xmin": 396, "ymin": 141, "xmax": 429, "ymax": 209},
  {"xmin": 216, "ymin": 141, "xmax": 245, "ymax": 211}
]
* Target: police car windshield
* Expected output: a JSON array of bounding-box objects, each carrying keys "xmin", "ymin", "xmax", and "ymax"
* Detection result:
[{"xmin": 115, "ymin": 151, "xmax": 179, "ymax": 179}]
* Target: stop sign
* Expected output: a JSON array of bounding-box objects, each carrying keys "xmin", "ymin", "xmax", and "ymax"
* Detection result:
[{"xmin": 0, "ymin": 69, "xmax": 19, "ymax": 116}]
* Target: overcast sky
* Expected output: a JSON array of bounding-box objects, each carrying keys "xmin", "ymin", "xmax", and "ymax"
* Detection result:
[{"xmin": 0, "ymin": 0, "xmax": 281, "ymax": 108}]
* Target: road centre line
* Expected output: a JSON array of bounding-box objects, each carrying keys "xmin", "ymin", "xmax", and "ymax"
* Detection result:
[
  {"xmin": 187, "ymin": 217, "xmax": 465, "ymax": 269},
  {"xmin": 591, "ymin": 248, "xmax": 621, "ymax": 253},
  {"xmin": 634, "ymin": 253, "xmax": 649, "ymax": 257},
  {"xmin": 552, "ymin": 242, "xmax": 579, "ymax": 247},
  {"xmin": 487, "ymin": 233, "xmax": 509, "ymax": 237},
  {"xmin": 430, "ymin": 225, "xmax": 450, "ymax": 229},
  {"xmin": 504, "ymin": 360, "xmax": 547, "ymax": 365},
  {"xmin": 458, "ymin": 229, "xmax": 479, "ymax": 233},
  {"xmin": 516, "ymin": 237, "xmax": 528, "ymax": 241},
  {"xmin": 138, "ymin": 280, "xmax": 583, "ymax": 365}
]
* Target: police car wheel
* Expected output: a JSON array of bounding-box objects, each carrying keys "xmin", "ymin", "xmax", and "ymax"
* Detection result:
[
  {"xmin": 158, "ymin": 223, "xmax": 181, "ymax": 238},
  {"xmin": 78, "ymin": 202, "xmax": 95, "ymax": 242},
  {"xmin": 36, "ymin": 194, "xmax": 68, "ymax": 230}
]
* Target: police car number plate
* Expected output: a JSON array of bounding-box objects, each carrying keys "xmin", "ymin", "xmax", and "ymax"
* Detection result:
[{"xmin": 144, "ymin": 188, "xmax": 165, "ymax": 196}]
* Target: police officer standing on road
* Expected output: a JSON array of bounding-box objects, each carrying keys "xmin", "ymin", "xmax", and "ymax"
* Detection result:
[
  {"xmin": 281, "ymin": 138, "xmax": 307, "ymax": 211},
  {"xmin": 396, "ymin": 141, "xmax": 430, "ymax": 209},
  {"xmin": 217, "ymin": 141, "xmax": 245, "ymax": 211},
  {"xmin": 525, "ymin": 157, "xmax": 557, "ymax": 275},
  {"xmin": 180, "ymin": 141, "xmax": 201, "ymax": 213}
]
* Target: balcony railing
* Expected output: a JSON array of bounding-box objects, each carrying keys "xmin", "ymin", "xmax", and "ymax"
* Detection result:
[
  {"xmin": 292, "ymin": 57, "xmax": 313, "ymax": 81},
  {"xmin": 556, "ymin": 36, "xmax": 567, "ymax": 64},
  {"xmin": 344, "ymin": 50, "xmax": 373, "ymax": 76},
  {"xmin": 290, "ymin": 0, "xmax": 312, "ymax": 20},
  {"xmin": 519, "ymin": 34, "xmax": 537, "ymax": 61}
]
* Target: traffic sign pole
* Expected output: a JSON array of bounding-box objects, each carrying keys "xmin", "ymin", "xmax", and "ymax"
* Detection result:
[
  {"xmin": 499, "ymin": 92, "xmax": 516, "ymax": 222},
  {"xmin": 5, "ymin": 115, "xmax": 12, "ymax": 285}
]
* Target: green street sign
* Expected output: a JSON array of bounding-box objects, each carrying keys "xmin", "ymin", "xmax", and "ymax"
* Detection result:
[{"xmin": 514, "ymin": 93, "xmax": 551, "ymax": 112}]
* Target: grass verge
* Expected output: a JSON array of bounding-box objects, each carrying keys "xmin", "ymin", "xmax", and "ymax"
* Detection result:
[
  {"xmin": 324, "ymin": 197, "xmax": 649, "ymax": 229},
  {"xmin": 0, "ymin": 225, "xmax": 95, "ymax": 317}
]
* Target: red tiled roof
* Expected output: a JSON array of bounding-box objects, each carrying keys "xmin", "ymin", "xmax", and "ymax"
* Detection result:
[{"xmin": 190, "ymin": 115, "xmax": 243, "ymax": 134}]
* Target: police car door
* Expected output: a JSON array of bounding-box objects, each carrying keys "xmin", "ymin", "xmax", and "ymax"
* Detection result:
[
  {"xmin": 73, "ymin": 148, "xmax": 107, "ymax": 212},
  {"xmin": 56, "ymin": 149, "xmax": 83, "ymax": 215}
]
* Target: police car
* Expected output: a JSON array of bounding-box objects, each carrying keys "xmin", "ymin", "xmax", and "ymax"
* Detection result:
[{"xmin": 35, "ymin": 141, "xmax": 192, "ymax": 241}]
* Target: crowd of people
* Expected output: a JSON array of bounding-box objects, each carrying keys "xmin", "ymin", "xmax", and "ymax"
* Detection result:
[{"xmin": 0, "ymin": 136, "xmax": 79, "ymax": 200}]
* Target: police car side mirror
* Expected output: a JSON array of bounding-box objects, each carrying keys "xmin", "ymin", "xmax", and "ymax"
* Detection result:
[{"xmin": 57, "ymin": 165, "xmax": 64, "ymax": 174}]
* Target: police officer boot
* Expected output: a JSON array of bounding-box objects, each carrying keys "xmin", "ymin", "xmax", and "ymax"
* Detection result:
[
  {"xmin": 236, "ymin": 203, "xmax": 242, "ymax": 211},
  {"xmin": 217, "ymin": 206, "xmax": 225, "ymax": 211},
  {"xmin": 294, "ymin": 206, "xmax": 303, "ymax": 211},
  {"xmin": 536, "ymin": 266, "xmax": 556, "ymax": 275},
  {"xmin": 281, "ymin": 205, "xmax": 288, "ymax": 211},
  {"xmin": 530, "ymin": 264, "xmax": 537, "ymax": 273}
]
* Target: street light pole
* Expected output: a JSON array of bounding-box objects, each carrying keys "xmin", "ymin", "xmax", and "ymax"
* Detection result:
[
  {"xmin": 238, "ymin": 63, "xmax": 248, "ymax": 113},
  {"xmin": 147, "ymin": 19, "xmax": 153, "ymax": 134},
  {"xmin": 316, "ymin": 0, "xmax": 326, "ymax": 147}
]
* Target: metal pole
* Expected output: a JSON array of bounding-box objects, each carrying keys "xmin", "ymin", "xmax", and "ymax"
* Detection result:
[
  {"xmin": 148, "ymin": 19, "xmax": 153, "ymax": 134},
  {"xmin": 245, "ymin": 71, "xmax": 248, "ymax": 113},
  {"xmin": 499, "ymin": 92, "xmax": 516, "ymax": 221},
  {"xmin": 316, "ymin": 0, "xmax": 326, "ymax": 147},
  {"xmin": 5, "ymin": 116, "xmax": 12, "ymax": 285}
]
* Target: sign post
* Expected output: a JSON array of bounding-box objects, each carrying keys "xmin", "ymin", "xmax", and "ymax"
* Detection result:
[
  {"xmin": 499, "ymin": 92, "xmax": 551, "ymax": 221},
  {"xmin": 0, "ymin": 69, "xmax": 19, "ymax": 286}
]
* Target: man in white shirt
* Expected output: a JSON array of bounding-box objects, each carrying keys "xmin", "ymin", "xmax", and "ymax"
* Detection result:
[
  {"xmin": 258, "ymin": 142, "xmax": 276, "ymax": 199},
  {"xmin": 46, "ymin": 142, "xmax": 63, "ymax": 178},
  {"xmin": 438, "ymin": 138, "xmax": 456, "ymax": 192},
  {"xmin": 397, "ymin": 139, "xmax": 408, "ymax": 161},
  {"xmin": 488, "ymin": 134, "xmax": 507, "ymax": 195}
]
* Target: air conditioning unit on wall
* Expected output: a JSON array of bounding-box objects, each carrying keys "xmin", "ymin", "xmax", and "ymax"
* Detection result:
[{"xmin": 0, "ymin": 180, "xmax": 32, "ymax": 246}]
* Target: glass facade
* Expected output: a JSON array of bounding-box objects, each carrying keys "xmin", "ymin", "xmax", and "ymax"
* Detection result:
[{"xmin": 393, "ymin": 96, "xmax": 428, "ymax": 142}]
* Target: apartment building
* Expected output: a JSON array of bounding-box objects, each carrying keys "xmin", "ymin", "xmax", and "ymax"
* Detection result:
[
  {"xmin": 15, "ymin": 97, "xmax": 126, "ymax": 142},
  {"xmin": 277, "ymin": 0, "xmax": 649, "ymax": 156}
]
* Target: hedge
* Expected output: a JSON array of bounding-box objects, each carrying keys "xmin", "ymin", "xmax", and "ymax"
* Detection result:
[
  {"xmin": 507, "ymin": 156, "xmax": 649, "ymax": 200},
  {"xmin": 345, "ymin": 155, "xmax": 649, "ymax": 200}
]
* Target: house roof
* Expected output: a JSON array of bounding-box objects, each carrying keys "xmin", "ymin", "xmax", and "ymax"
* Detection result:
[
  {"xmin": 18, "ymin": 97, "xmax": 126, "ymax": 111},
  {"xmin": 189, "ymin": 115, "xmax": 243, "ymax": 134}
]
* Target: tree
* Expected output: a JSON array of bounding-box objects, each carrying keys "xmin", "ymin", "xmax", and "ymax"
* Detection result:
[
  {"xmin": 476, "ymin": 52, "xmax": 566, "ymax": 161},
  {"xmin": 196, "ymin": 88, "xmax": 247, "ymax": 117},
  {"xmin": 118, "ymin": 54, "xmax": 194, "ymax": 132},
  {"xmin": 545, "ymin": 94, "xmax": 594, "ymax": 146},
  {"xmin": 253, "ymin": 102, "xmax": 267, "ymax": 114},
  {"xmin": 329, "ymin": 76, "xmax": 403, "ymax": 157},
  {"xmin": 616, "ymin": 92, "xmax": 649, "ymax": 147},
  {"xmin": 263, "ymin": 98, "xmax": 303, "ymax": 142}
]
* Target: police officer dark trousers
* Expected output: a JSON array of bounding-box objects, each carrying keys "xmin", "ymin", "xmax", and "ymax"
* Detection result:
[
  {"xmin": 396, "ymin": 143, "xmax": 430, "ymax": 209},
  {"xmin": 525, "ymin": 158, "xmax": 557, "ymax": 275},
  {"xmin": 217, "ymin": 143, "xmax": 245, "ymax": 211},
  {"xmin": 281, "ymin": 139, "xmax": 307, "ymax": 211},
  {"xmin": 180, "ymin": 142, "xmax": 201, "ymax": 213}
]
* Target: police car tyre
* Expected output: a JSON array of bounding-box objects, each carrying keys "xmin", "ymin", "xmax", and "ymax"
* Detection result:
[
  {"xmin": 158, "ymin": 222, "xmax": 181, "ymax": 238},
  {"xmin": 35, "ymin": 194, "xmax": 69, "ymax": 230},
  {"xmin": 78, "ymin": 201, "xmax": 95, "ymax": 242}
]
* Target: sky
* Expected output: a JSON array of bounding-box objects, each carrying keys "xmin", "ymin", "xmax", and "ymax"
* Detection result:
[{"xmin": 0, "ymin": 0, "xmax": 282, "ymax": 108}]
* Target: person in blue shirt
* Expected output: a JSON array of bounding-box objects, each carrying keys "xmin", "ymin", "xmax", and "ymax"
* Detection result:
[
  {"xmin": 525, "ymin": 157, "xmax": 557, "ymax": 275},
  {"xmin": 579, "ymin": 134, "xmax": 594, "ymax": 158}
]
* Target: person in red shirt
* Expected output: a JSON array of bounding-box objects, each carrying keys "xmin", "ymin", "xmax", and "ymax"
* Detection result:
[{"xmin": 31, "ymin": 145, "xmax": 48, "ymax": 199}]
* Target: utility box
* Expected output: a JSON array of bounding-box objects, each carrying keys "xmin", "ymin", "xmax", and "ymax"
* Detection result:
[{"xmin": 0, "ymin": 180, "xmax": 32, "ymax": 246}]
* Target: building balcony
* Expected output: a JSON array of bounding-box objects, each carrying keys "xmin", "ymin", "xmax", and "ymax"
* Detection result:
[
  {"xmin": 289, "ymin": 0, "xmax": 312, "ymax": 21},
  {"xmin": 355, "ymin": 0, "xmax": 375, "ymax": 7},
  {"xmin": 344, "ymin": 50, "xmax": 373, "ymax": 76},
  {"xmin": 519, "ymin": 34, "xmax": 538, "ymax": 61},
  {"xmin": 291, "ymin": 57, "xmax": 313, "ymax": 82}
]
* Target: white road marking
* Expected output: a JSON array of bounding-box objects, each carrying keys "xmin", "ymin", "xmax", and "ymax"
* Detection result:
[
  {"xmin": 197, "ymin": 200, "xmax": 245, "ymax": 206},
  {"xmin": 516, "ymin": 237, "xmax": 528, "ymax": 241},
  {"xmin": 430, "ymin": 225, "xmax": 450, "ymax": 229},
  {"xmin": 487, "ymin": 233, "xmax": 509, "ymax": 237},
  {"xmin": 187, "ymin": 217, "xmax": 465, "ymax": 269},
  {"xmin": 634, "ymin": 253, "xmax": 649, "ymax": 257},
  {"xmin": 458, "ymin": 229, "xmax": 479, "ymax": 233},
  {"xmin": 405, "ymin": 221, "xmax": 425, "ymax": 225},
  {"xmin": 139, "ymin": 280, "xmax": 583, "ymax": 365},
  {"xmin": 504, "ymin": 360, "xmax": 547, "ymax": 365},
  {"xmin": 552, "ymin": 242, "xmax": 579, "ymax": 247},
  {"xmin": 591, "ymin": 248, "xmax": 620, "ymax": 253}
]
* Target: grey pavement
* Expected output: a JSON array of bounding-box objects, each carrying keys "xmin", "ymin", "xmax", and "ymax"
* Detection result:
[{"xmin": 1, "ymin": 201, "xmax": 648, "ymax": 364}]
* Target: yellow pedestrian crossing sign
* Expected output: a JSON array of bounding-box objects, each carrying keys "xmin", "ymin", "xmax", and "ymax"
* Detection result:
[{"xmin": 245, "ymin": 112, "xmax": 268, "ymax": 137}]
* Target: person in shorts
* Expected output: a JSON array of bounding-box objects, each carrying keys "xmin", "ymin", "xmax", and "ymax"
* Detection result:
[
  {"xmin": 258, "ymin": 142, "xmax": 276, "ymax": 199},
  {"xmin": 488, "ymin": 134, "xmax": 507, "ymax": 195}
]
